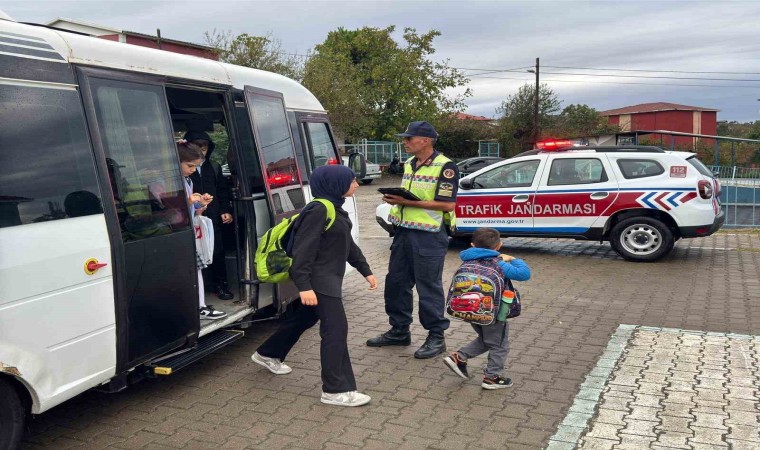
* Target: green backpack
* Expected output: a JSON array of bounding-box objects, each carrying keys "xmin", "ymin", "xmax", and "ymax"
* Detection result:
[{"xmin": 255, "ymin": 198, "xmax": 336, "ymax": 283}]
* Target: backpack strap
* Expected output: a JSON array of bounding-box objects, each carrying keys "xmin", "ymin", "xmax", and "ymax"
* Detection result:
[{"xmin": 312, "ymin": 198, "xmax": 336, "ymax": 230}]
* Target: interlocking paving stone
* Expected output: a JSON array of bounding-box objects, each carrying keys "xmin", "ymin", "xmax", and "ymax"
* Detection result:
[
  {"xmin": 550, "ymin": 326, "xmax": 760, "ymax": 449},
  {"xmin": 18, "ymin": 178, "xmax": 760, "ymax": 449}
]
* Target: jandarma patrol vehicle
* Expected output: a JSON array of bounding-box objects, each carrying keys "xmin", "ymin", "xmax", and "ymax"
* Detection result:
[{"xmin": 377, "ymin": 140, "xmax": 724, "ymax": 262}]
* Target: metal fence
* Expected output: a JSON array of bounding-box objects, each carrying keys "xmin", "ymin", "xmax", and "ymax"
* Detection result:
[
  {"xmin": 338, "ymin": 139, "xmax": 409, "ymax": 165},
  {"xmin": 478, "ymin": 141, "xmax": 500, "ymax": 157},
  {"xmin": 713, "ymin": 166, "xmax": 760, "ymax": 228}
]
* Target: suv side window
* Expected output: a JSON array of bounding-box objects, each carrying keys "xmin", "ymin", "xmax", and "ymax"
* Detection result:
[
  {"xmin": 473, "ymin": 160, "xmax": 540, "ymax": 189},
  {"xmin": 0, "ymin": 84, "xmax": 102, "ymax": 229},
  {"xmin": 617, "ymin": 159, "xmax": 665, "ymax": 179},
  {"xmin": 548, "ymin": 158, "xmax": 607, "ymax": 186}
]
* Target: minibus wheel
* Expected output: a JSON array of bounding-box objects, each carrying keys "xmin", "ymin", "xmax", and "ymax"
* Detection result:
[{"xmin": 0, "ymin": 377, "xmax": 26, "ymax": 450}]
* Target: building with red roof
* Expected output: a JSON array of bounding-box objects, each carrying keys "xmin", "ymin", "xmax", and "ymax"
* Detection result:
[
  {"xmin": 47, "ymin": 18, "xmax": 218, "ymax": 60},
  {"xmin": 600, "ymin": 102, "xmax": 719, "ymax": 147}
]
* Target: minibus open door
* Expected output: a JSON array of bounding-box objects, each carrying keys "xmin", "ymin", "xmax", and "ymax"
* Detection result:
[{"xmin": 242, "ymin": 85, "xmax": 304, "ymax": 314}]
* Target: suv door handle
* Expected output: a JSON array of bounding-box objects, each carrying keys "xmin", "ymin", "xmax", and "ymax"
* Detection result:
[
  {"xmin": 590, "ymin": 192, "xmax": 609, "ymax": 200},
  {"xmin": 512, "ymin": 194, "xmax": 530, "ymax": 202}
]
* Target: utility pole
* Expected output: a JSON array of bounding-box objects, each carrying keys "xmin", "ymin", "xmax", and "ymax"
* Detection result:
[{"xmin": 533, "ymin": 57, "xmax": 540, "ymax": 145}]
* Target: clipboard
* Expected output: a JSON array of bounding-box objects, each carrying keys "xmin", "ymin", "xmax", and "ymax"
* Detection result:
[{"xmin": 378, "ymin": 187, "xmax": 421, "ymax": 201}]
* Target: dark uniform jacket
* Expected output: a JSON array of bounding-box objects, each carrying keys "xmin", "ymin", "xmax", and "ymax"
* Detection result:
[
  {"xmin": 288, "ymin": 202, "xmax": 372, "ymax": 298},
  {"xmin": 185, "ymin": 130, "xmax": 231, "ymax": 224}
]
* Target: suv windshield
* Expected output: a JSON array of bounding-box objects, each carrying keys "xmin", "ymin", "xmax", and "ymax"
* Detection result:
[{"xmin": 686, "ymin": 156, "xmax": 714, "ymax": 178}]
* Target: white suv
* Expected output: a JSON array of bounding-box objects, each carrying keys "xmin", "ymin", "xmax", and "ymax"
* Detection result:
[{"xmin": 376, "ymin": 143, "xmax": 724, "ymax": 262}]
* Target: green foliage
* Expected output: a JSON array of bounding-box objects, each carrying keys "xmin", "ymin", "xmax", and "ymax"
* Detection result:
[
  {"xmin": 432, "ymin": 115, "xmax": 497, "ymax": 159},
  {"xmin": 204, "ymin": 30, "xmax": 307, "ymax": 81},
  {"xmin": 302, "ymin": 26, "xmax": 471, "ymax": 142},
  {"xmin": 208, "ymin": 125, "xmax": 230, "ymax": 167},
  {"xmin": 496, "ymin": 83, "xmax": 560, "ymax": 155},
  {"xmin": 551, "ymin": 104, "xmax": 620, "ymax": 138}
]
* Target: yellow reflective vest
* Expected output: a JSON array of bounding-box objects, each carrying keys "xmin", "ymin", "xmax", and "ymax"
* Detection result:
[{"xmin": 389, "ymin": 153, "xmax": 456, "ymax": 233}]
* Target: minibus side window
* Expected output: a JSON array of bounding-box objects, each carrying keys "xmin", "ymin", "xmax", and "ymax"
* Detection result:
[
  {"xmin": 89, "ymin": 79, "xmax": 190, "ymax": 241},
  {"xmin": 249, "ymin": 94, "xmax": 304, "ymax": 213},
  {"xmin": 0, "ymin": 85, "xmax": 101, "ymax": 228},
  {"xmin": 235, "ymin": 105, "xmax": 265, "ymax": 194},
  {"xmin": 304, "ymin": 122, "xmax": 337, "ymax": 172}
]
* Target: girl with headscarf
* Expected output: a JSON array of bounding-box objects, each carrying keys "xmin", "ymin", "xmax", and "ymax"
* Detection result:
[{"xmin": 251, "ymin": 165, "xmax": 378, "ymax": 407}]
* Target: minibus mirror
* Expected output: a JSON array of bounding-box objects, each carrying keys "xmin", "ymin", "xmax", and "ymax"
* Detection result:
[{"xmin": 347, "ymin": 152, "xmax": 367, "ymax": 180}]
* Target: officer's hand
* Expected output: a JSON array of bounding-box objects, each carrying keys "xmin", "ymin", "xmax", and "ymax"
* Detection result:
[
  {"xmin": 300, "ymin": 290, "xmax": 318, "ymax": 306},
  {"xmin": 382, "ymin": 194, "xmax": 407, "ymax": 206},
  {"xmin": 221, "ymin": 213, "xmax": 233, "ymax": 224},
  {"xmin": 365, "ymin": 275, "xmax": 378, "ymax": 290}
]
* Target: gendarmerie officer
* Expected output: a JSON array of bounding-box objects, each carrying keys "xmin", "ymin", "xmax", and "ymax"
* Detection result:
[{"xmin": 367, "ymin": 121, "xmax": 458, "ymax": 359}]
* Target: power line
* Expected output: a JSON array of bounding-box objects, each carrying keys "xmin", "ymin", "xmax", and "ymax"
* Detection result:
[
  {"xmin": 469, "ymin": 75, "xmax": 760, "ymax": 89},
  {"xmin": 529, "ymin": 71, "xmax": 760, "ymax": 82},
  {"xmin": 543, "ymin": 65, "xmax": 760, "ymax": 75}
]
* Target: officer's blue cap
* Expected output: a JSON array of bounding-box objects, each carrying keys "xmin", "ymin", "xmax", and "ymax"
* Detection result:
[{"xmin": 396, "ymin": 121, "xmax": 438, "ymax": 139}]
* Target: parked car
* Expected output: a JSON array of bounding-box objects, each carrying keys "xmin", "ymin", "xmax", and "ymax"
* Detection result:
[
  {"xmin": 377, "ymin": 141, "xmax": 724, "ymax": 262},
  {"xmin": 343, "ymin": 155, "xmax": 382, "ymax": 184},
  {"xmin": 456, "ymin": 156, "xmax": 505, "ymax": 177}
]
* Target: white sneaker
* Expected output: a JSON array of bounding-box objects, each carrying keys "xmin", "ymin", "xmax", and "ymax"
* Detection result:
[
  {"xmin": 251, "ymin": 352, "xmax": 292, "ymax": 375},
  {"xmin": 320, "ymin": 391, "xmax": 371, "ymax": 407}
]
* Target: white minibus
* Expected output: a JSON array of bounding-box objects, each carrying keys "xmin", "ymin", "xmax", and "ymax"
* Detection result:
[{"xmin": 0, "ymin": 17, "xmax": 367, "ymax": 447}]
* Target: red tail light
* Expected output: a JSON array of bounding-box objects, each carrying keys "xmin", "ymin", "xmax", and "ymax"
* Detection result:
[
  {"xmin": 536, "ymin": 139, "xmax": 575, "ymax": 151},
  {"xmin": 268, "ymin": 173, "xmax": 293, "ymax": 186},
  {"xmin": 327, "ymin": 158, "xmax": 339, "ymax": 165},
  {"xmin": 698, "ymin": 180, "xmax": 713, "ymax": 199}
]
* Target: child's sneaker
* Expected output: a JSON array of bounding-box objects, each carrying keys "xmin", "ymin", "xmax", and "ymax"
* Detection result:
[
  {"xmin": 443, "ymin": 352, "xmax": 469, "ymax": 379},
  {"xmin": 482, "ymin": 375, "xmax": 513, "ymax": 390},
  {"xmin": 199, "ymin": 305, "xmax": 226, "ymax": 320}
]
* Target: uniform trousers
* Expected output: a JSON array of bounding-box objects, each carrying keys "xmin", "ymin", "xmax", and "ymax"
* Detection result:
[
  {"xmin": 256, "ymin": 293, "xmax": 356, "ymax": 394},
  {"xmin": 384, "ymin": 227, "xmax": 450, "ymax": 334}
]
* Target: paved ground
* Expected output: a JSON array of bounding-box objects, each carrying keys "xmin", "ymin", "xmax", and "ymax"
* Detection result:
[{"xmin": 21, "ymin": 174, "xmax": 760, "ymax": 449}]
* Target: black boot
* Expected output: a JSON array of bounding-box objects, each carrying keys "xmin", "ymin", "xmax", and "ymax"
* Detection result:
[
  {"xmin": 215, "ymin": 281, "xmax": 234, "ymax": 300},
  {"xmin": 366, "ymin": 327, "xmax": 411, "ymax": 347},
  {"xmin": 414, "ymin": 333, "xmax": 446, "ymax": 359}
]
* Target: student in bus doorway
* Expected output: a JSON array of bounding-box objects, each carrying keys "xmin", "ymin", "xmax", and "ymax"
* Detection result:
[
  {"xmin": 177, "ymin": 140, "xmax": 227, "ymax": 320},
  {"xmin": 184, "ymin": 130, "xmax": 235, "ymax": 300}
]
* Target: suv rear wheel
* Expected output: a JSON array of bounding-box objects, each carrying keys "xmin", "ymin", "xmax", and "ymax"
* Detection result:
[
  {"xmin": 0, "ymin": 377, "xmax": 26, "ymax": 450},
  {"xmin": 610, "ymin": 217, "xmax": 674, "ymax": 262}
]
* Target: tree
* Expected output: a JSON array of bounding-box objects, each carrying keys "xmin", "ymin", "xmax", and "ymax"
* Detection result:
[
  {"xmin": 204, "ymin": 30, "xmax": 307, "ymax": 81},
  {"xmin": 432, "ymin": 115, "xmax": 497, "ymax": 159},
  {"xmin": 496, "ymin": 83, "xmax": 560, "ymax": 154},
  {"xmin": 302, "ymin": 26, "xmax": 471, "ymax": 142},
  {"xmin": 551, "ymin": 104, "xmax": 620, "ymax": 138}
]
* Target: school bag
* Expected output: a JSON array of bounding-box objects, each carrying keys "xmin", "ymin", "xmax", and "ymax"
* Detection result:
[
  {"xmin": 445, "ymin": 257, "xmax": 521, "ymax": 325},
  {"xmin": 254, "ymin": 198, "xmax": 336, "ymax": 283}
]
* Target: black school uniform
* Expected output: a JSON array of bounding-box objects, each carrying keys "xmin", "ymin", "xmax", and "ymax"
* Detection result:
[{"xmin": 256, "ymin": 201, "xmax": 372, "ymax": 393}]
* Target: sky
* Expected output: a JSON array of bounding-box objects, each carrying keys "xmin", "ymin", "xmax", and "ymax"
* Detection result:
[{"xmin": 3, "ymin": 0, "xmax": 760, "ymax": 122}]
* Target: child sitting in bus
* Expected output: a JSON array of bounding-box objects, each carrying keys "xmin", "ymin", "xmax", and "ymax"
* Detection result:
[{"xmin": 177, "ymin": 140, "xmax": 227, "ymax": 320}]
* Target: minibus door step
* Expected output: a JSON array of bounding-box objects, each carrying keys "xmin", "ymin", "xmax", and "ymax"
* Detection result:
[{"xmin": 150, "ymin": 329, "xmax": 244, "ymax": 375}]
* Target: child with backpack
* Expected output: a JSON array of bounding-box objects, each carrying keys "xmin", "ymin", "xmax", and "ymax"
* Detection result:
[
  {"xmin": 251, "ymin": 165, "xmax": 378, "ymax": 407},
  {"xmin": 443, "ymin": 227, "xmax": 530, "ymax": 389}
]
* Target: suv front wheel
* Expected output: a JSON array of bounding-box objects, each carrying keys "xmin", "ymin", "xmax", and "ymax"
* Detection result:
[{"xmin": 610, "ymin": 217, "xmax": 674, "ymax": 262}]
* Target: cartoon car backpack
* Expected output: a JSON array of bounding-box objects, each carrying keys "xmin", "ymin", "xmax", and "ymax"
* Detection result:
[{"xmin": 445, "ymin": 258, "xmax": 506, "ymax": 325}]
